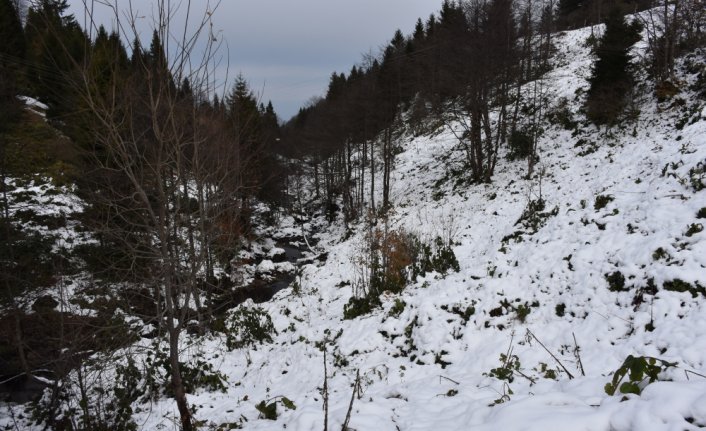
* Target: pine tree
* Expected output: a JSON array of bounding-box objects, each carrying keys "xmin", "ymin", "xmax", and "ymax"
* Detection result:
[
  {"xmin": 558, "ymin": 0, "xmax": 584, "ymax": 25},
  {"xmin": 585, "ymin": 9, "xmax": 643, "ymax": 125},
  {"xmin": 0, "ymin": 0, "xmax": 25, "ymax": 131},
  {"xmin": 89, "ymin": 26, "xmax": 129, "ymax": 93},
  {"xmin": 326, "ymin": 72, "xmax": 347, "ymax": 101},
  {"xmin": 227, "ymin": 74, "xmax": 261, "ymax": 140},
  {"xmin": 148, "ymin": 29, "xmax": 168, "ymax": 70},
  {"xmin": 0, "ymin": 0, "xmax": 25, "ymax": 65},
  {"xmin": 413, "ymin": 18, "xmax": 426, "ymax": 42},
  {"xmin": 64, "ymin": 26, "xmax": 129, "ymax": 152},
  {"xmin": 24, "ymin": 0, "xmax": 86, "ymax": 116},
  {"xmin": 130, "ymin": 37, "xmax": 143, "ymax": 69}
]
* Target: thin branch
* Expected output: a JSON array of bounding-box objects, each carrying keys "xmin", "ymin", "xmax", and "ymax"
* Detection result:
[
  {"xmin": 573, "ymin": 332, "xmax": 586, "ymax": 377},
  {"xmin": 439, "ymin": 375, "xmax": 460, "ymax": 386},
  {"xmin": 323, "ymin": 347, "xmax": 329, "ymax": 431},
  {"xmin": 526, "ymin": 329, "xmax": 574, "ymax": 379},
  {"xmin": 341, "ymin": 370, "xmax": 360, "ymax": 431},
  {"xmin": 685, "ymin": 369, "xmax": 706, "ymax": 380}
]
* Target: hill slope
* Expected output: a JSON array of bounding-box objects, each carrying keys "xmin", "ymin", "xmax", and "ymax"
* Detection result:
[{"xmin": 136, "ymin": 24, "xmax": 706, "ymax": 431}]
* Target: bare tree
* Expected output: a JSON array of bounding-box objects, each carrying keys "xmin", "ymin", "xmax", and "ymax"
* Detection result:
[
  {"xmin": 440, "ymin": 0, "xmax": 520, "ymax": 183},
  {"xmin": 65, "ymin": 1, "xmax": 260, "ymax": 429},
  {"xmin": 639, "ymin": 0, "xmax": 705, "ymax": 85}
]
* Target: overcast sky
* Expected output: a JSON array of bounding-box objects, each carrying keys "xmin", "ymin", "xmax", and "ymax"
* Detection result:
[{"xmin": 67, "ymin": 1, "xmax": 444, "ymax": 121}]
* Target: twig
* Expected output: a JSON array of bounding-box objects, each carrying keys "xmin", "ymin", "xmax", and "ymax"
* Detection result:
[
  {"xmin": 526, "ymin": 329, "xmax": 574, "ymax": 379},
  {"xmin": 659, "ymin": 193, "xmax": 688, "ymax": 200},
  {"xmin": 439, "ymin": 375, "xmax": 460, "ymax": 385},
  {"xmin": 515, "ymin": 369, "xmax": 537, "ymax": 385},
  {"xmin": 323, "ymin": 348, "xmax": 329, "ymax": 431},
  {"xmin": 685, "ymin": 369, "xmax": 706, "ymax": 380},
  {"xmin": 573, "ymin": 333, "xmax": 586, "ymax": 376},
  {"xmin": 504, "ymin": 332, "xmax": 515, "ymax": 368},
  {"xmin": 341, "ymin": 370, "xmax": 360, "ymax": 431}
]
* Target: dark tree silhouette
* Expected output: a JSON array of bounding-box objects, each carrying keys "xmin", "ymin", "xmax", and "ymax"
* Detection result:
[{"xmin": 585, "ymin": 9, "xmax": 642, "ymax": 125}]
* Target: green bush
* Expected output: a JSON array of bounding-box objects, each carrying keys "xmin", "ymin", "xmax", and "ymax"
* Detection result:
[
  {"xmin": 487, "ymin": 353, "xmax": 521, "ymax": 383},
  {"xmin": 515, "ymin": 303, "xmax": 531, "ymax": 323},
  {"xmin": 605, "ymin": 271, "xmax": 627, "ymax": 292},
  {"xmin": 522, "ymin": 199, "xmax": 558, "ymax": 231},
  {"xmin": 343, "ymin": 295, "xmax": 380, "ymax": 320},
  {"xmin": 389, "ymin": 298, "xmax": 406, "ymax": 317},
  {"xmin": 663, "ymin": 279, "xmax": 706, "ymax": 298},
  {"xmin": 221, "ymin": 306, "xmax": 277, "ymax": 350},
  {"xmin": 507, "ymin": 129, "xmax": 534, "ymax": 160},
  {"xmin": 548, "ymin": 98, "xmax": 578, "ymax": 130},
  {"xmin": 605, "ymin": 355, "xmax": 676, "ymax": 396},
  {"xmin": 555, "ymin": 303, "xmax": 566, "ymax": 317},
  {"xmin": 255, "ymin": 396, "xmax": 296, "ymax": 420},
  {"xmin": 652, "ymin": 247, "xmax": 669, "ymax": 260},
  {"xmin": 688, "ymin": 162, "xmax": 705, "ymax": 191},
  {"xmin": 410, "ymin": 237, "xmax": 460, "ymax": 279},
  {"xmin": 685, "ymin": 223, "xmax": 703, "ymax": 237},
  {"xmin": 594, "ymin": 194, "xmax": 614, "ymax": 211},
  {"xmin": 442, "ymin": 303, "xmax": 475, "ymax": 323},
  {"xmin": 143, "ymin": 345, "xmax": 228, "ymax": 397},
  {"xmin": 106, "ymin": 357, "xmax": 142, "ymax": 431}
]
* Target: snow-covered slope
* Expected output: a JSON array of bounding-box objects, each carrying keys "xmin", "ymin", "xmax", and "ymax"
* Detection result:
[
  {"xmin": 4, "ymin": 24, "xmax": 706, "ymax": 431},
  {"xmin": 127, "ymin": 25, "xmax": 705, "ymax": 431}
]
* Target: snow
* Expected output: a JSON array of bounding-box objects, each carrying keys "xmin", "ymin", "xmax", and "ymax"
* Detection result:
[
  {"xmin": 18, "ymin": 95, "xmax": 49, "ymax": 117},
  {"xmin": 256, "ymin": 259, "xmax": 276, "ymax": 274},
  {"xmin": 3, "ymin": 20, "xmax": 706, "ymax": 431}
]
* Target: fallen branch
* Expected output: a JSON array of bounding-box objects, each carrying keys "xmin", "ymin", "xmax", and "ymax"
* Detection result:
[
  {"xmin": 685, "ymin": 369, "xmax": 706, "ymax": 380},
  {"xmin": 342, "ymin": 370, "xmax": 360, "ymax": 431},
  {"xmin": 526, "ymin": 329, "xmax": 574, "ymax": 379},
  {"xmin": 439, "ymin": 375, "xmax": 460, "ymax": 385},
  {"xmin": 573, "ymin": 333, "xmax": 586, "ymax": 376},
  {"xmin": 323, "ymin": 348, "xmax": 329, "ymax": 431}
]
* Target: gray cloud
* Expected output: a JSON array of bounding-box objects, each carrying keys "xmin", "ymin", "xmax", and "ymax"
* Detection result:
[{"xmin": 68, "ymin": 0, "xmax": 443, "ymax": 119}]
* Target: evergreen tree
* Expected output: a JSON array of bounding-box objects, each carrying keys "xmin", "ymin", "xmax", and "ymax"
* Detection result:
[
  {"xmin": 64, "ymin": 26, "xmax": 129, "ymax": 153},
  {"xmin": 148, "ymin": 29, "xmax": 168, "ymax": 70},
  {"xmin": 0, "ymin": 0, "xmax": 25, "ymax": 132},
  {"xmin": 24, "ymin": 0, "xmax": 86, "ymax": 116},
  {"xmin": 558, "ymin": 0, "xmax": 584, "ymax": 23},
  {"xmin": 227, "ymin": 74, "xmax": 261, "ymax": 142},
  {"xmin": 426, "ymin": 14, "xmax": 437, "ymax": 37},
  {"xmin": 130, "ymin": 37, "xmax": 144, "ymax": 70},
  {"xmin": 89, "ymin": 26, "xmax": 129, "ymax": 93},
  {"xmin": 585, "ymin": 9, "xmax": 643, "ymax": 125},
  {"xmin": 413, "ymin": 18, "xmax": 426, "ymax": 42},
  {"xmin": 145, "ymin": 29, "xmax": 175, "ymax": 93},
  {"xmin": 326, "ymin": 72, "xmax": 347, "ymax": 101},
  {"xmin": 391, "ymin": 29, "xmax": 406, "ymax": 50},
  {"xmin": 0, "ymin": 0, "xmax": 25, "ymax": 66}
]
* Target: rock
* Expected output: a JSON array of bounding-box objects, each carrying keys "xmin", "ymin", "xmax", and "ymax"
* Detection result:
[
  {"xmin": 256, "ymin": 259, "xmax": 276, "ymax": 274},
  {"xmin": 269, "ymin": 247, "xmax": 287, "ymax": 263}
]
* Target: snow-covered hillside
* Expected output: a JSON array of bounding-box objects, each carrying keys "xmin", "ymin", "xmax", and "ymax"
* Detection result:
[{"xmin": 3, "ymin": 23, "xmax": 706, "ymax": 431}]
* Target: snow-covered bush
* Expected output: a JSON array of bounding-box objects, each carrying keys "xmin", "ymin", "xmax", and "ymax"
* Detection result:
[
  {"xmin": 409, "ymin": 236, "xmax": 460, "ymax": 280},
  {"xmin": 345, "ymin": 227, "xmax": 459, "ymax": 320},
  {"xmin": 219, "ymin": 305, "xmax": 276, "ymax": 350}
]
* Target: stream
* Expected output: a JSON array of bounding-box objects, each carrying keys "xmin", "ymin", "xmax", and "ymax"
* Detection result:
[{"xmin": 0, "ymin": 240, "xmax": 316, "ymax": 404}]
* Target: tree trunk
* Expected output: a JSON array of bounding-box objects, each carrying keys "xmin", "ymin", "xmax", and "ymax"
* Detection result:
[
  {"xmin": 169, "ymin": 325, "xmax": 192, "ymax": 431},
  {"xmin": 370, "ymin": 136, "xmax": 375, "ymax": 212}
]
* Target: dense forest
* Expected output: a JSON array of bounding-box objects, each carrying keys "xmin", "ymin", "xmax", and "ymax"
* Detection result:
[{"xmin": 1, "ymin": 0, "xmax": 705, "ymax": 429}]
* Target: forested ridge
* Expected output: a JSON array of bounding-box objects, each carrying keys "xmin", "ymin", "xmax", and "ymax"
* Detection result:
[{"xmin": 1, "ymin": 0, "xmax": 705, "ymax": 429}]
